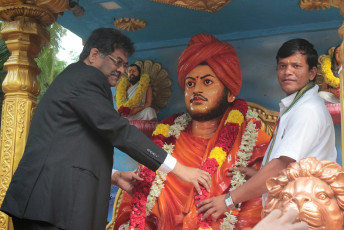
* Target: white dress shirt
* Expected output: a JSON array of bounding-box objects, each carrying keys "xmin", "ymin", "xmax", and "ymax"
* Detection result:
[{"xmin": 262, "ymin": 85, "xmax": 337, "ymax": 166}]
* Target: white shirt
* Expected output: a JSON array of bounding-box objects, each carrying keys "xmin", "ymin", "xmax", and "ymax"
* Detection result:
[
  {"xmin": 112, "ymin": 153, "xmax": 176, "ymax": 175},
  {"xmin": 262, "ymin": 85, "xmax": 336, "ymax": 204},
  {"xmin": 262, "ymin": 85, "xmax": 337, "ymax": 165}
]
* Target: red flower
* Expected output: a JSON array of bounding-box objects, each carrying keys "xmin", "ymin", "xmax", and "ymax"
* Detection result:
[
  {"xmin": 233, "ymin": 99, "xmax": 247, "ymax": 117},
  {"xmin": 202, "ymin": 158, "xmax": 219, "ymax": 175},
  {"xmin": 129, "ymin": 166, "xmax": 156, "ymax": 230},
  {"xmin": 164, "ymin": 135, "xmax": 177, "ymax": 145},
  {"xmin": 253, "ymin": 119, "xmax": 262, "ymax": 130},
  {"xmin": 195, "ymin": 158, "xmax": 218, "ymax": 203},
  {"xmin": 217, "ymin": 123, "xmax": 239, "ymax": 153},
  {"xmin": 160, "ymin": 113, "xmax": 184, "ymax": 125},
  {"xmin": 118, "ymin": 106, "xmax": 131, "ymax": 117},
  {"xmin": 151, "ymin": 135, "xmax": 164, "ymax": 147}
]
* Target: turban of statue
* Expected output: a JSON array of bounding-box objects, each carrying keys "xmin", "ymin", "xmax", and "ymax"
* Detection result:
[{"xmin": 177, "ymin": 34, "xmax": 242, "ymax": 96}]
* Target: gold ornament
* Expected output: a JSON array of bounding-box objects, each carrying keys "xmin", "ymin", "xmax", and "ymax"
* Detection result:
[
  {"xmin": 151, "ymin": 0, "xmax": 233, "ymax": 13},
  {"xmin": 134, "ymin": 60, "xmax": 172, "ymax": 114},
  {"xmin": 114, "ymin": 18, "xmax": 146, "ymax": 32}
]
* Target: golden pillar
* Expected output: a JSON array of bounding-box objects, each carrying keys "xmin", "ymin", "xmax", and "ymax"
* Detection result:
[{"xmin": 0, "ymin": 1, "xmax": 68, "ymax": 229}]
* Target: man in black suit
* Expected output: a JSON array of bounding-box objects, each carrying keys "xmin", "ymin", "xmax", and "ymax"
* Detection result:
[{"xmin": 0, "ymin": 28, "xmax": 210, "ymax": 230}]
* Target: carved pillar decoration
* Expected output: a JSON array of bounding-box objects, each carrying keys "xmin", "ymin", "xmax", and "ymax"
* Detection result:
[
  {"xmin": 0, "ymin": 1, "xmax": 68, "ymax": 230},
  {"xmin": 151, "ymin": 0, "xmax": 233, "ymax": 13},
  {"xmin": 300, "ymin": 0, "xmax": 344, "ymax": 167}
]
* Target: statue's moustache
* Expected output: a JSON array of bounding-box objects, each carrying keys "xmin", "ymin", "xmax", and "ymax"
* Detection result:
[{"xmin": 190, "ymin": 94, "xmax": 208, "ymax": 103}]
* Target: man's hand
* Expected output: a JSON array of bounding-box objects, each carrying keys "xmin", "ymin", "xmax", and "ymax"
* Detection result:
[
  {"xmin": 196, "ymin": 194, "xmax": 229, "ymax": 221},
  {"xmin": 111, "ymin": 171, "xmax": 143, "ymax": 195},
  {"xmin": 227, "ymin": 166, "xmax": 258, "ymax": 179},
  {"xmin": 253, "ymin": 209, "xmax": 308, "ymax": 230},
  {"xmin": 171, "ymin": 162, "xmax": 211, "ymax": 194}
]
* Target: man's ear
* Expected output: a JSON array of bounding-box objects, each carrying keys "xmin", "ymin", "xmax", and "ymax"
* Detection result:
[
  {"xmin": 88, "ymin": 48, "xmax": 100, "ymax": 64},
  {"xmin": 309, "ymin": 66, "xmax": 317, "ymax": 81},
  {"xmin": 227, "ymin": 91, "xmax": 236, "ymax": 103}
]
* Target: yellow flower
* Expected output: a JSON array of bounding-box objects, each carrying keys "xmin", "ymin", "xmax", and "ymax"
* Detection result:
[
  {"xmin": 225, "ymin": 110, "xmax": 244, "ymax": 126},
  {"xmin": 152, "ymin": 124, "xmax": 170, "ymax": 137},
  {"xmin": 116, "ymin": 77, "xmax": 130, "ymax": 108},
  {"xmin": 198, "ymin": 228, "xmax": 212, "ymax": 230},
  {"xmin": 209, "ymin": 147, "xmax": 227, "ymax": 168},
  {"xmin": 321, "ymin": 55, "xmax": 340, "ymax": 88},
  {"xmin": 115, "ymin": 73, "xmax": 150, "ymax": 109}
]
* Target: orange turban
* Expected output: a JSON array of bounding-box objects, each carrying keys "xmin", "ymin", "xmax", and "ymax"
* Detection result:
[{"xmin": 177, "ymin": 34, "xmax": 242, "ymax": 96}]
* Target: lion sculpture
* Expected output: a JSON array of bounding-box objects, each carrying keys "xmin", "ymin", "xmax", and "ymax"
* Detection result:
[{"xmin": 263, "ymin": 157, "xmax": 344, "ymax": 230}]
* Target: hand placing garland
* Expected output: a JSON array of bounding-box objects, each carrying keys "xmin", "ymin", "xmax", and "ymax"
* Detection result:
[{"xmin": 120, "ymin": 100, "xmax": 261, "ymax": 230}]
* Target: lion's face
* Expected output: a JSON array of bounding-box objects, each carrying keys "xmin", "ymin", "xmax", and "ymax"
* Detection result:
[{"xmin": 274, "ymin": 177, "xmax": 342, "ymax": 230}]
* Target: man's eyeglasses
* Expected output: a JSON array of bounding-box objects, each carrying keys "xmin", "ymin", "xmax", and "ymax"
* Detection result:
[{"xmin": 107, "ymin": 55, "xmax": 128, "ymax": 69}]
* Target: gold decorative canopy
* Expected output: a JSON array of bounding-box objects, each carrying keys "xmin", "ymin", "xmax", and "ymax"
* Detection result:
[
  {"xmin": 114, "ymin": 18, "xmax": 147, "ymax": 32},
  {"xmin": 151, "ymin": 0, "xmax": 233, "ymax": 13},
  {"xmin": 299, "ymin": 0, "xmax": 344, "ymax": 16}
]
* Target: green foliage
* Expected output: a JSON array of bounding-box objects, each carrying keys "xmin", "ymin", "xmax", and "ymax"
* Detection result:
[
  {"xmin": 0, "ymin": 21, "xmax": 69, "ymax": 101},
  {"xmin": 35, "ymin": 22, "xmax": 67, "ymax": 100}
]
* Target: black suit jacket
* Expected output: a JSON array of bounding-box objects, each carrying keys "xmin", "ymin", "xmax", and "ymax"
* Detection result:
[{"xmin": 1, "ymin": 62, "xmax": 167, "ymax": 229}]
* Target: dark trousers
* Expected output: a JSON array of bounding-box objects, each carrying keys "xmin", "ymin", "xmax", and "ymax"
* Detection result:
[{"xmin": 12, "ymin": 217, "xmax": 62, "ymax": 230}]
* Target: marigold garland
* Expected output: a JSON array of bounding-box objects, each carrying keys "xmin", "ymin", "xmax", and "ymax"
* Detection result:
[
  {"xmin": 116, "ymin": 73, "xmax": 150, "ymax": 116},
  {"xmin": 321, "ymin": 55, "xmax": 340, "ymax": 88},
  {"xmin": 121, "ymin": 100, "xmax": 261, "ymax": 230}
]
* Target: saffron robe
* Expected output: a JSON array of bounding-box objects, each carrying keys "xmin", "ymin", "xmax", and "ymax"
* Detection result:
[{"xmin": 114, "ymin": 109, "xmax": 270, "ymax": 230}]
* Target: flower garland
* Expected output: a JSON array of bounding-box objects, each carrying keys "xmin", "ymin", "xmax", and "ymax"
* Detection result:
[
  {"xmin": 120, "ymin": 113, "xmax": 191, "ymax": 230},
  {"xmin": 121, "ymin": 100, "xmax": 261, "ymax": 230},
  {"xmin": 220, "ymin": 110, "xmax": 261, "ymax": 230},
  {"xmin": 196, "ymin": 100, "xmax": 261, "ymax": 230},
  {"xmin": 116, "ymin": 73, "xmax": 150, "ymax": 116},
  {"xmin": 321, "ymin": 55, "xmax": 340, "ymax": 89}
]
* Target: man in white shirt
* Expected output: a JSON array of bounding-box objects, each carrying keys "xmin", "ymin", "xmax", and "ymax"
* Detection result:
[{"xmin": 197, "ymin": 38, "xmax": 337, "ymax": 221}]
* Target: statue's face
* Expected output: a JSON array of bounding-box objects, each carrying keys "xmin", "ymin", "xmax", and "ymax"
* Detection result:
[
  {"xmin": 184, "ymin": 65, "xmax": 229, "ymax": 121},
  {"xmin": 276, "ymin": 177, "xmax": 342, "ymax": 230},
  {"xmin": 127, "ymin": 65, "xmax": 140, "ymax": 85},
  {"xmin": 128, "ymin": 66, "xmax": 140, "ymax": 79}
]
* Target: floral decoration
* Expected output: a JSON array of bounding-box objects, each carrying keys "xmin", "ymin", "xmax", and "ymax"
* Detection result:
[
  {"xmin": 120, "ymin": 100, "xmax": 261, "ymax": 230},
  {"xmin": 321, "ymin": 55, "xmax": 340, "ymax": 89},
  {"xmin": 195, "ymin": 99, "xmax": 256, "ymax": 230},
  {"xmin": 116, "ymin": 73, "xmax": 150, "ymax": 116}
]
